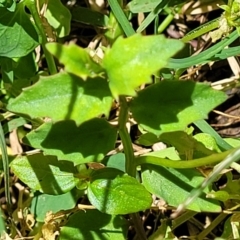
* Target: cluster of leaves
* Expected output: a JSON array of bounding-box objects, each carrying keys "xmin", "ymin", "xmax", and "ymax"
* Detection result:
[{"xmin": 1, "ymin": 0, "xmax": 240, "ymax": 239}]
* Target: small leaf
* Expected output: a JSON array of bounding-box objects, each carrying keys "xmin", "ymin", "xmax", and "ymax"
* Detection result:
[
  {"xmin": 160, "ymin": 131, "xmax": 214, "ymax": 159},
  {"xmin": 142, "ymin": 164, "xmax": 221, "ymax": 212},
  {"xmin": 10, "ymin": 153, "xmax": 77, "ymax": 194},
  {"xmin": 30, "ymin": 189, "xmax": 84, "ymax": 222},
  {"xmin": 46, "ymin": 43, "xmax": 103, "ymax": 79},
  {"xmin": 23, "ymin": 119, "xmax": 117, "ymax": 165},
  {"xmin": 88, "ymin": 168, "xmax": 152, "ymax": 214},
  {"xmin": 206, "ymin": 190, "xmax": 230, "ymax": 201},
  {"xmin": 102, "ymin": 34, "xmax": 183, "ymax": 98},
  {"xmin": 128, "ymin": 0, "xmax": 159, "ymax": 13},
  {"xmin": 130, "ymin": 81, "xmax": 227, "ymax": 135},
  {"xmin": 42, "ymin": 0, "xmax": 71, "ymax": 38},
  {"xmin": 0, "ymin": 0, "xmax": 15, "ymax": 10},
  {"xmin": 136, "ymin": 132, "xmax": 159, "ymax": 146},
  {"xmin": 7, "ymin": 72, "xmax": 113, "ymax": 124},
  {"xmin": 59, "ymin": 209, "xmax": 128, "ymax": 240},
  {"xmin": 193, "ymin": 133, "xmax": 221, "ymax": 152},
  {"xmin": 13, "ymin": 52, "xmax": 38, "ymax": 79},
  {"xmin": 145, "ymin": 147, "xmax": 181, "ymax": 160},
  {"xmin": 103, "ymin": 153, "xmax": 126, "ymax": 172},
  {"xmin": 0, "ymin": 2, "xmax": 39, "ymax": 58}
]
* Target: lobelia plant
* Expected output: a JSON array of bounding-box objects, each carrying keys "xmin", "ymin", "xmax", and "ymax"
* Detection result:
[{"xmin": 1, "ymin": 0, "xmax": 240, "ymax": 239}]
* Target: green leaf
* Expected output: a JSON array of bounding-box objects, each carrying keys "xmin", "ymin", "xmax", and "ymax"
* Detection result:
[
  {"xmin": 30, "ymin": 188, "xmax": 84, "ymax": 222},
  {"xmin": 0, "ymin": 0, "xmax": 15, "ymax": 10},
  {"xmin": 88, "ymin": 168, "xmax": 152, "ymax": 214},
  {"xmin": 128, "ymin": 0, "xmax": 160, "ymax": 13},
  {"xmin": 0, "ymin": 209, "xmax": 5, "ymax": 236},
  {"xmin": 23, "ymin": 119, "xmax": 117, "ymax": 165},
  {"xmin": 7, "ymin": 72, "xmax": 113, "ymax": 124},
  {"xmin": 206, "ymin": 190, "xmax": 230, "ymax": 202},
  {"xmin": 46, "ymin": 43, "xmax": 103, "ymax": 80},
  {"xmin": 59, "ymin": 209, "xmax": 128, "ymax": 240},
  {"xmin": 224, "ymin": 138, "xmax": 240, "ymax": 148},
  {"xmin": 144, "ymin": 147, "xmax": 181, "ymax": 160},
  {"xmin": 130, "ymin": 81, "xmax": 227, "ymax": 135},
  {"xmin": 10, "ymin": 153, "xmax": 77, "ymax": 194},
  {"xmin": 2, "ymin": 117, "xmax": 28, "ymax": 134},
  {"xmin": 42, "ymin": 0, "xmax": 71, "ymax": 38},
  {"xmin": 13, "ymin": 52, "xmax": 38, "ymax": 79},
  {"xmin": 159, "ymin": 131, "xmax": 215, "ymax": 159},
  {"xmin": 102, "ymin": 34, "xmax": 183, "ymax": 98},
  {"xmin": 193, "ymin": 133, "xmax": 221, "ymax": 152},
  {"xmin": 71, "ymin": 6, "xmax": 109, "ymax": 27},
  {"xmin": 0, "ymin": 2, "xmax": 39, "ymax": 58},
  {"xmin": 220, "ymin": 217, "xmax": 233, "ymax": 239},
  {"xmin": 142, "ymin": 164, "xmax": 221, "ymax": 212},
  {"xmin": 136, "ymin": 132, "xmax": 159, "ymax": 146},
  {"xmin": 103, "ymin": 153, "xmax": 126, "ymax": 172}
]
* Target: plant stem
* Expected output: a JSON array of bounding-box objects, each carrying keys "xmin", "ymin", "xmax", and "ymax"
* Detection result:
[
  {"xmin": 0, "ymin": 122, "xmax": 11, "ymax": 210},
  {"xmin": 157, "ymin": 13, "xmax": 174, "ymax": 34},
  {"xmin": 131, "ymin": 213, "xmax": 147, "ymax": 240},
  {"xmin": 25, "ymin": 0, "xmax": 57, "ymax": 75},
  {"xmin": 118, "ymin": 97, "xmax": 147, "ymax": 240},
  {"xmin": 197, "ymin": 213, "xmax": 228, "ymax": 239},
  {"xmin": 136, "ymin": 148, "xmax": 235, "ymax": 169},
  {"xmin": 118, "ymin": 97, "xmax": 135, "ymax": 177}
]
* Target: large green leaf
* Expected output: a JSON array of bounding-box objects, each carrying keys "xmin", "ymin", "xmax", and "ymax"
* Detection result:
[
  {"xmin": 10, "ymin": 153, "xmax": 77, "ymax": 195},
  {"xmin": 59, "ymin": 209, "xmax": 128, "ymax": 240},
  {"xmin": 130, "ymin": 81, "xmax": 227, "ymax": 135},
  {"xmin": 30, "ymin": 188, "xmax": 84, "ymax": 222},
  {"xmin": 102, "ymin": 34, "xmax": 183, "ymax": 98},
  {"xmin": 88, "ymin": 168, "xmax": 152, "ymax": 214},
  {"xmin": 0, "ymin": 2, "xmax": 39, "ymax": 58},
  {"xmin": 23, "ymin": 119, "xmax": 117, "ymax": 165},
  {"xmin": 46, "ymin": 43, "xmax": 103, "ymax": 80},
  {"xmin": 7, "ymin": 72, "xmax": 113, "ymax": 124},
  {"xmin": 142, "ymin": 164, "xmax": 221, "ymax": 212}
]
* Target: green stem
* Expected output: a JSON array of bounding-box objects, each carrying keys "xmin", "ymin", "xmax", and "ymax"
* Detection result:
[
  {"xmin": 173, "ymin": 147, "xmax": 240, "ymax": 216},
  {"xmin": 25, "ymin": 0, "xmax": 57, "ymax": 75},
  {"xmin": 0, "ymin": 122, "xmax": 11, "ymax": 209},
  {"xmin": 118, "ymin": 97, "xmax": 135, "ymax": 177},
  {"xmin": 197, "ymin": 213, "xmax": 228, "ymax": 239},
  {"xmin": 136, "ymin": 148, "xmax": 234, "ymax": 169},
  {"xmin": 131, "ymin": 213, "xmax": 147, "ymax": 240},
  {"xmin": 118, "ymin": 97, "xmax": 147, "ymax": 239},
  {"xmin": 157, "ymin": 13, "xmax": 174, "ymax": 34}
]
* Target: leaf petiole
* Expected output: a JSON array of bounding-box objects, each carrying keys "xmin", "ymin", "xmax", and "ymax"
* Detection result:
[{"xmin": 136, "ymin": 148, "xmax": 235, "ymax": 169}]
